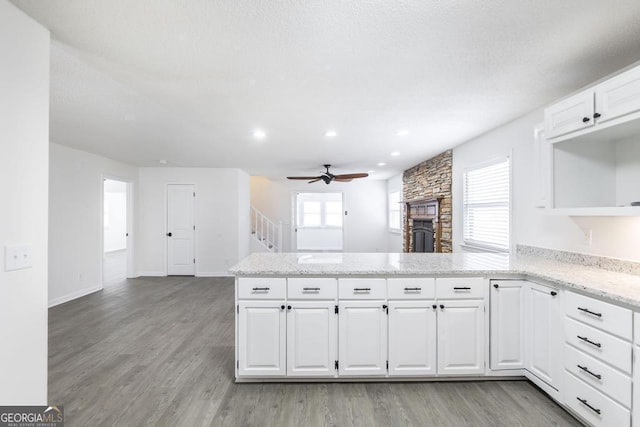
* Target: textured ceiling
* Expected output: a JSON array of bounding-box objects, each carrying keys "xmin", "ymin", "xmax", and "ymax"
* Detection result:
[{"xmin": 11, "ymin": 0, "xmax": 640, "ymax": 179}]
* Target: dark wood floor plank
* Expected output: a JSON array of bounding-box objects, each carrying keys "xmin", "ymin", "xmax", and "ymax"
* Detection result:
[{"xmin": 48, "ymin": 277, "xmax": 581, "ymax": 427}]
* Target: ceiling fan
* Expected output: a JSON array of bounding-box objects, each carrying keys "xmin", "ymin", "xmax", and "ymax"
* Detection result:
[{"xmin": 287, "ymin": 164, "xmax": 369, "ymax": 184}]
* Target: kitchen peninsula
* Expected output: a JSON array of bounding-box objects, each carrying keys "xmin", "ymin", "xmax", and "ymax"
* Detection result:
[{"xmin": 231, "ymin": 251, "xmax": 640, "ymax": 426}]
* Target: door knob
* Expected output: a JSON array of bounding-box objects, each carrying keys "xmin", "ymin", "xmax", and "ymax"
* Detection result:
[{"xmin": 166, "ymin": 232, "xmax": 172, "ymax": 237}]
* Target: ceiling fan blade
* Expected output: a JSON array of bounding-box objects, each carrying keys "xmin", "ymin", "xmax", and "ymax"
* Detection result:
[
  {"xmin": 333, "ymin": 178, "xmax": 353, "ymax": 182},
  {"xmin": 287, "ymin": 176, "xmax": 321, "ymax": 180},
  {"xmin": 334, "ymin": 173, "xmax": 368, "ymax": 179},
  {"xmin": 308, "ymin": 178, "xmax": 322, "ymax": 183}
]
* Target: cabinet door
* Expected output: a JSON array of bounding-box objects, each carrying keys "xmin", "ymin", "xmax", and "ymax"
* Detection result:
[
  {"xmin": 238, "ymin": 301, "xmax": 286, "ymax": 377},
  {"xmin": 526, "ymin": 282, "xmax": 562, "ymax": 389},
  {"xmin": 388, "ymin": 300, "xmax": 436, "ymax": 376},
  {"xmin": 595, "ymin": 65, "xmax": 640, "ymax": 124},
  {"xmin": 287, "ymin": 301, "xmax": 337, "ymax": 377},
  {"xmin": 338, "ymin": 301, "xmax": 387, "ymax": 376},
  {"xmin": 533, "ymin": 124, "xmax": 552, "ymax": 208},
  {"xmin": 437, "ymin": 299, "xmax": 485, "ymax": 375},
  {"xmin": 634, "ymin": 344, "xmax": 640, "ymax": 427},
  {"xmin": 490, "ymin": 280, "xmax": 525, "ymax": 370},
  {"xmin": 545, "ymin": 90, "xmax": 595, "ymax": 139}
]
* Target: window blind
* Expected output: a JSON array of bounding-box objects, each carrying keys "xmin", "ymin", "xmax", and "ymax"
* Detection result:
[{"xmin": 463, "ymin": 158, "xmax": 510, "ymax": 251}]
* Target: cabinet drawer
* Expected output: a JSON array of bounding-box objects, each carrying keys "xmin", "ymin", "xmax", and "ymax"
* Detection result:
[
  {"xmin": 436, "ymin": 277, "xmax": 485, "ymax": 299},
  {"xmin": 387, "ymin": 278, "xmax": 435, "ymax": 299},
  {"xmin": 565, "ymin": 317, "xmax": 632, "ymax": 374},
  {"xmin": 288, "ymin": 278, "xmax": 337, "ymax": 299},
  {"xmin": 338, "ymin": 278, "xmax": 386, "ymax": 299},
  {"xmin": 565, "ymin": 291, "xmax": 632, "ymax": 340},
  {"xmin": 564, "ymin": 371, "xmax": 630, "ymax": 427},
  {"xmin": 237, "ymin": 277, "xmax": 286, "ymax": 299},
  {"xmin": 564, "ymin": 344, "xmax": 631, "ymax": 408},
  {"xmin": 634, "ymin": 312, "xmax": 640, "ymax": 346}
]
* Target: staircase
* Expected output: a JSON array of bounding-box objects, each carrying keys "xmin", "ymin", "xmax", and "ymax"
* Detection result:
[{"xmin": 250, "ymin": 206, "xmax": 283, "ymax": 252}]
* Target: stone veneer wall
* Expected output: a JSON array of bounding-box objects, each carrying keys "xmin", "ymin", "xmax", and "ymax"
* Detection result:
[{"xmin": 403, "ymin": 150, "xmax": 453, "ymax": 253}]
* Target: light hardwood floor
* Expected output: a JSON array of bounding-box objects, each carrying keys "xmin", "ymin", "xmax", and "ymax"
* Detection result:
[{"xmin": 49, "ymin": 277, "xmax": 582, "ymax": 426}]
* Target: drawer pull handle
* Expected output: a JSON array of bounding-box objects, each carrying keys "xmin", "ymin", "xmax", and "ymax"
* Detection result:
[
  {"xmin": 302, "ymin": 287, "xmax": 320, "ymax": 291},
  {"xmin": 576, "ymin": 397, "xmax": 601, "ymax": 415},
  {"xmin": 354, "ymin": 288, "xmax": 371, "ymax": 292},
  {"xmin": 577, "ymin": 307, "xmax": 602, "ymax": 318},
  {"xmin": 577, "ymin": 364, "xmax": 602, "ymax": 380},
  {"xmin": 252, "ymin": 287, "xmax": 270, "ymax": 291},
  {"xmin": 404, "ymin": 287, "xmax": 422, "ymax": 291},
  {"xmin": 453, "ymin": 287, "xmax": 471, "ymax": 290},
  {"xmin": 577, "ymin": 335, "xmax": 602, "ymax": 348}
]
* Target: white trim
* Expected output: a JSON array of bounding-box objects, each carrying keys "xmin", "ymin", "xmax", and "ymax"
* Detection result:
[
  {"xmin": 196, "ymin": 271, "xmax": 234, "ymax": 277},
  {"xmin": 49, "ymin": 285, "xmax": 102, "ymax": 308},
  {"xmin": 137, "ymin": 271, "xmax": 165, "ymax": 277}
]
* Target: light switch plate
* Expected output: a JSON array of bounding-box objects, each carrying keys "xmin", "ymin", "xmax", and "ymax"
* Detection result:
[{"xmin": 4, "ymin": 245, "xmax": 32, "ymax": 271}]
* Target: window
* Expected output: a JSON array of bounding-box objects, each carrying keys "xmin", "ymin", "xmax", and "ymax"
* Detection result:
[
  {"xmin": 388, "ymin": 191, "xmax": 401, "ymax": 231},
  {"xmin": 297, "ymin": 193, "xmax": 343, "ymax": 228},
  {"xmin": 463, "ymin": 158, "xmax": 510, "ymax": 251}
]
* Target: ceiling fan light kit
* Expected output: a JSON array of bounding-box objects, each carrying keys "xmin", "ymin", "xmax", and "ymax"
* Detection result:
[{"xmin": 287, "ymin": 164, "xmax": 368, "ymax": 185}]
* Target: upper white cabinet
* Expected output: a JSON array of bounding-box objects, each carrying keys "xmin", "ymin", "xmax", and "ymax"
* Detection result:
[
  {"xmin": 543, "ymin": 63, "xmax": 640, "ymax": 215},
  {"xmin": 545, "ymin": 90, "xmax": 595, "ymax": 139},
  {"xmin": 594, "ymin": 65, "xmax": 640, "ymax": 124}
]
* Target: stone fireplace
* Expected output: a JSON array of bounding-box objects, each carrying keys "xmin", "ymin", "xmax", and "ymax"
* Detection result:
[{"xmin": 404, "ymin": 198, "xmax": 441, "ymax": 253}]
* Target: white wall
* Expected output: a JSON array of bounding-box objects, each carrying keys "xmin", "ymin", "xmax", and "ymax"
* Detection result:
[
  {"xmin": 103, "ymin": 180, "xmax": 127, "ymax": 252},
  {"xmin": 387, "ymin": 174, "xmax": 404, "ymax": 252},
  {"xmin": 49, "ymin": 143, "xmax": 138, "ymax": 306},
  {"xmin": 452, "ymin": 108, "xmax": 640, "ymax": 262},
  {"xmin": 0, "ymin": 0, "xmax": 49, "ymax": 405},
  {"xmin": 250, "ymin": 177, "xmax": 388, "ymax": 252},
  {"xmin": 137, "ymin": 167, "xmax": 250, "ymax": 276}
]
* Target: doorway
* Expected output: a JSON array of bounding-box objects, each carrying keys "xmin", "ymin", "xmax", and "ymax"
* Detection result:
[
  {"xmin": 102, "ymin": 179, "xmax": 129, "ymax": 284},
  {"xmin": 294, "ymin": 192, "xmax": 344, "ymax": 251},
  {"xmin": 166, "ymin": 184, "xmax": 196, "ymax": 276}
]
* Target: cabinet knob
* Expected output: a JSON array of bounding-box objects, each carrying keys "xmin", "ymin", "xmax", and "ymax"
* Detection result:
[
  {"xmin": 439, "ymin": 304, "xmax": 444, "ymax": 310},
  {"xmin": 593, "ymin": 112, "xmax": 601, "ymax": 119},
  {"xmin": 493, "ymin": 283, "xmax": 499, "ymax": 289},
  {"xmin": 582, "ymin": 117, "xmax": 591, "ymax": 123},
  {"xmin": 280, "ymin": 305, "xmax": 285, "ymax": 310},
  {"xmin": 432, "ymin": 304, "xmax": 437, "ymax": 309},
  {"xmin": 550, "ymin": 291, "xmax": 557, "ymax": 296},
  {"xmin": 287, "ymin": 305, "xmax": 292, "ymax": 310}
]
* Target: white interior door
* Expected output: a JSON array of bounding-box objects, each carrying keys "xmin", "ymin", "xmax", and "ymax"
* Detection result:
[{"xmin": 167, "ymin": 184, "xmax": 195, "ymax": 275}]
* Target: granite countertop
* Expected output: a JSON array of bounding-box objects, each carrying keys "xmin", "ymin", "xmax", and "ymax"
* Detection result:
[{"xmin": 229, "ymin": 252, "xmax": 640, "ymax": 308}]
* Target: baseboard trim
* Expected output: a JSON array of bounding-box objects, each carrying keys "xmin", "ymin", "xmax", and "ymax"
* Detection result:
[
  {"xmin": 49, "ymin": 285, "xmax": 102, "ymax": 308},
  {"xmin": 136, "ymin": 271, "xmax": 166, "ymax": 277},
  {"xmin": 196, "ymin": 272, "xmax": 233, "ymax": 277}
]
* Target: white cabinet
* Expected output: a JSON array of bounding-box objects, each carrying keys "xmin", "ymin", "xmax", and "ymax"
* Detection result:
[
  {"xmin": 490, "ymin": 280, "xmax": 525, "ymax": 370},
  {"xmin": 237, "ymin": 301, "xmax": 286, "ymax": 377},
  {"xmin": 437, "ymin": 299, "xmax": 485, "ymax": 375},
  {"xmin": 594, "ymin": 65, "xmax": 640, "ymax": 124},
  {"xmin": 338, "ymin": 300, "xmax": 387, "ymax": 376},
  {"xmin": 526, "ymin": 282, "xmax": 562, "ymax": 391},
  {"xmin": 545, "ymin": 90, "xmax": 595, "ymax": 139},
  {"xmin": 286, "ymin": 301, "xmax": 337, "ymax": 377},
  {"xmin": 388, "ymin": 300, "xmax": 437, "ymax": 376}
]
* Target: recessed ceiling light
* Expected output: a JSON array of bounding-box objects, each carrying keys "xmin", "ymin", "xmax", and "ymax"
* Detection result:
[
  {"xmin": 391, "ymin": 152, "xmax": 400, "ymax": 156},
  {"xmin": 325, "ymin": 130, "xmax": 337, "ymax": 137},
  {"xmin": 253, "ymin": 130, "xmax": 266, "ymax": 139},
  {"xmin": 368, "ymin": 170, "xmax": 375, "ymax": 174},
  {"xmin": 397, "ymin": 130, "xmax": 409, "ymax": 136},
  {"xmin": 159, "ymin": 159, "xmax": 167, "ymax": 165},
  {"xmin": 377, "ymin": 162, "xmax": 386, "ymax": 166}
]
